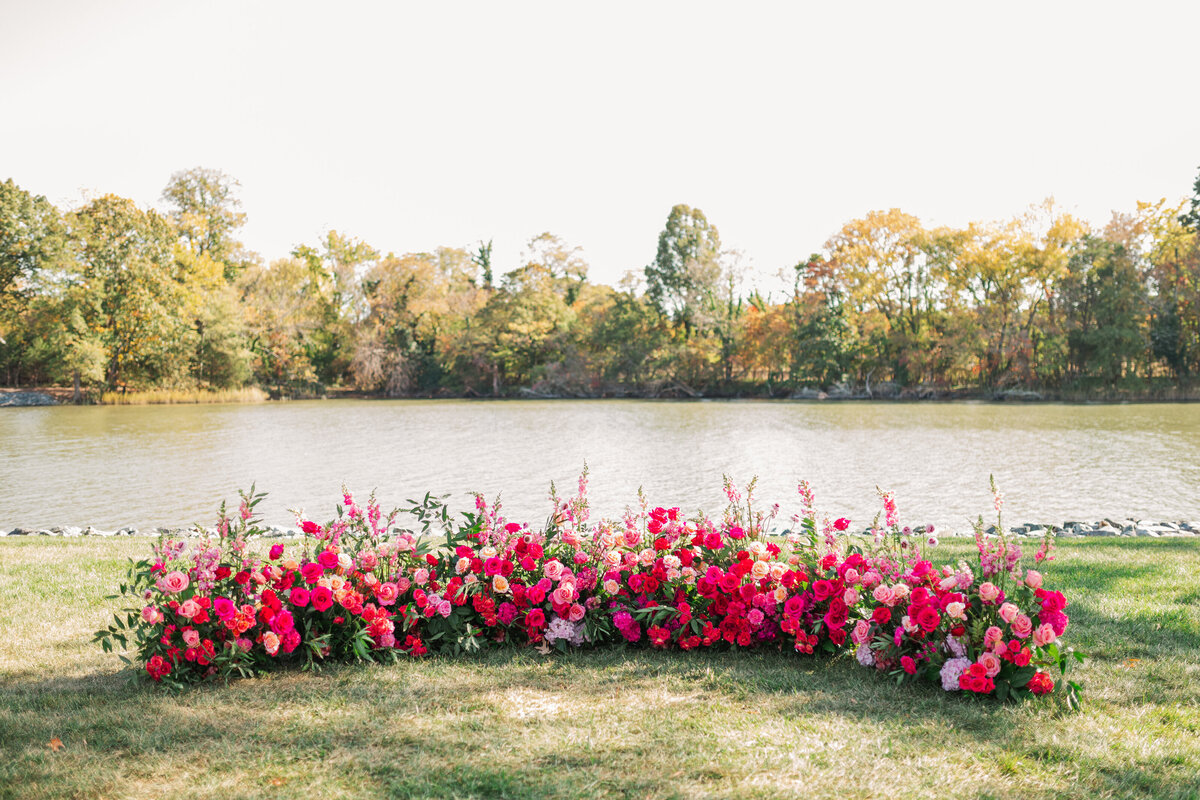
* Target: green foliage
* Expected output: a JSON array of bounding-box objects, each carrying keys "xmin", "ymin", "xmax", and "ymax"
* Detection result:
[{"xmin": 5, "ymin": 169, "xmax": 1200, "ymax": 397}]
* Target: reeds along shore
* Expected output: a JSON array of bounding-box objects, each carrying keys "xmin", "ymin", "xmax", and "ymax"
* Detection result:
[{"xmin": 97, "ymin": 387, "xmax": 269, "ymax": 405}]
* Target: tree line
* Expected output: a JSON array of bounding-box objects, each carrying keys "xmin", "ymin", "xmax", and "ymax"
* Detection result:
[{"xmin": 2, "ymin": 167, "xmax": 1199, "ymax": 400}]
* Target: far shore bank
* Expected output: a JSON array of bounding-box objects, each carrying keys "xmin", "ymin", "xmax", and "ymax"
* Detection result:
[{"xmin": 4, "ymin": 384, "xmax": 1200, "ymax": 407}]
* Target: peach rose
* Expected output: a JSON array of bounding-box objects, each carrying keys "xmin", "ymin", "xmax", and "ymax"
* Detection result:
[
  {"xmin": 1011, "ymin": 613, "xmax": 1033, "ymax": 639},
  {"xmin": 998, "ymin": 602, "xmax": 1019, "ymax": 623},
  {"xmin": 1033, "ymin": 622, "xmax": 1056, "ymax": 646},
  {"xmin": 979, "ymin": 651, "xmax": 1002, "ymax": 678},
  {"xmin": 979, "ymin": 582, "xmax": 1000, "ymax": 603}
]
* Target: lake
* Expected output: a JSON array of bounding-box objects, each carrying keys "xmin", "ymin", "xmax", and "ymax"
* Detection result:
[{"xmin": 1, "ymin": 399, "xmax": 1197, "ymax": 532}]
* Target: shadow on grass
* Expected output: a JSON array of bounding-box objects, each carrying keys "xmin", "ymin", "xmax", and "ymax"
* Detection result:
[{"xmin": 2, "ymin": 649, "xmax": 1198, "ymax": 800}]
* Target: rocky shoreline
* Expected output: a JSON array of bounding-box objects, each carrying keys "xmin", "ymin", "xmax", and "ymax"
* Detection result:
[
  {"xmin": 0, "ymin": 391, "xmax": 58, "ymax": 406},
  {"xmin": 2, "ymin": 519, "xmax": 1197, "ymax": 540}
]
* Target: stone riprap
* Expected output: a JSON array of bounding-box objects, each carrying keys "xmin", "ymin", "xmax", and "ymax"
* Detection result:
[
  {"xmin": 2, "ymin": 521, "xmax": 1197, "ymax": 539},
  {"xmin": 0, "ymin": 391, "xmax": 57, "ymax": 406}
]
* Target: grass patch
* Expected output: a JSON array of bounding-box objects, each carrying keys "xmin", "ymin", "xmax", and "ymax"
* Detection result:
[
  {"xmin": 98, "ymin": 387, "xmax": 269, "ymax": 405},
  {"xmin": 1, "ymin": 538, "xmax": 1198, "ymax": 799}
]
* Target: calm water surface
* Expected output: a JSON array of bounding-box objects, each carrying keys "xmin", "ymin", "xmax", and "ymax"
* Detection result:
[{"xmin": 1, "ymin": 400, "xmax": 1197, "ymax": 531}]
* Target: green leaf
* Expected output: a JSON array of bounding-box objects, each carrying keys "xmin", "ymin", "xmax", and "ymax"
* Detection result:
[{"xmin": 1010, "ymin": 666, "xmax": 1036, "ymax": 688}]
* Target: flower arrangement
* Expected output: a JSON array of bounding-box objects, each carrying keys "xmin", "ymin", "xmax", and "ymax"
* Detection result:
[{"xmin": 96, "ymin": 472, "xmax": 1083, "ymax": 707}]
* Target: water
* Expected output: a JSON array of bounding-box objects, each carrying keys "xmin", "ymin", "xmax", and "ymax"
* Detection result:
[{"xmin": 0, "ymin": 400, "xmax": 1197, "ymax": 531}]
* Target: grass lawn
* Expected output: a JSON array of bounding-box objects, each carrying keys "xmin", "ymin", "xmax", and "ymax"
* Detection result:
[{"xmin": 0, "ymin": 537, "xmax": 1198, "ymax": 800}]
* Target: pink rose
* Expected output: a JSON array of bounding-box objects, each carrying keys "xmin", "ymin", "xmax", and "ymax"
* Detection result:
[
  {"xmin": 182, "ymin": 628, "xmax": 200, "ymax": 647},
  {"xmin": 843, "ymin": 568, "xmax": 860, "ymax": 585},
  {"xmin": 437, "ymin": 600, "xmax": 452, "ymax": 618},
  {"xmin": 983, "ymin": 625, "xmax": 1003, "ymax": 649},
  {"xmin": 413, "ymin": 568, "xmax": 429, "ymax": 586},
  {"xmin": 543, "ymin": 560, "xmax": 564, "ymax": 582},
  {"xmin": 269, "ymin": 543, "xmax": 285, "ymax": 560},
  {"xmin": 141, "ymin": 606, "xmax": 164, "ymax": 624},
  {"xmin": 1025, "ymin": 569, "xmax": 1043, "ymax": 589},
  {"xmin": 213, "ymin": 597, "xmax": 235, "ymax": 620},
  {"xmin": 1033, "ymin": 622, "xmax": 1056, "ymax": 647},
  {"xmin": 568, "ymin": 603, "xmax": 586, "ymax": 622},
  {"xmin": 872, "ymin": 585, "xmax": 895, "ymax": 606},
  {"xmin": 843, "ymin": 588, "xmax": 859, "ymax": 605},
  {"xmin": 376, "ymin": 582, "xmax": 399, "ymax": 606},
  {"xmin": 178, "ymin": 599, "xmax": 201, "ymax": 620},
  {"xmin": 262, "ymin": 631, "xmax": 281, "ymax": 655},
  {"xmin": 979, "ymin": 582, "xmax": 999, "ymax": 603},
  {"xmin": 998, "ymin": 602, "xmax": 1019, "ymax": 623},
  {"xmin": 1011, "ymin": 613, "xmax": 1033, "ymax": 639},
  {"xmin": 852, "ymin": 619, "xmax": 871, "ymax": 644},
  {"xmin": 317, "ymin": 550, "xmax": 339, "ymax": 569},
  {"xmin": 156, "ymin": 570, "xmax": 190, "ymax": 594}
]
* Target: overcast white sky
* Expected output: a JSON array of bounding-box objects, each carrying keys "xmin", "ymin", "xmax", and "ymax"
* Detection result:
[{"xmin": 2, "ymin": 1, "xmax": 1197, "ymax": 292}]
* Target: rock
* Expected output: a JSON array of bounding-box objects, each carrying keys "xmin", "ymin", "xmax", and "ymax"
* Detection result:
[
  {"xmin": 992, "ymin": 388, "xmax": 1045, "ymax": 401},
  {"xmin": 1092, "ymin": 525, "xmax": 1120, "ymax": 536},
  {"xmin": 0, "ymin": 391, "xmax": 57, "ymax": 407}
]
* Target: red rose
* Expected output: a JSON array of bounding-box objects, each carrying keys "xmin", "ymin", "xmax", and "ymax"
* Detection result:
[
  {"xmin": 301, "ymin": 562, "xmax": 323, "ymax": 584},
  {"xmin": 310, "ymin": 586, "xmax": 333, "ymax": 612},
  {"xmin": 915, "ymin": 606, "xmax": 941, "ymax": 633},
  {"xmin": 901, "ymin": 656, "xmax": 917, "ymax": 675},
  {"xmin": 1027, "ymin": 671, "xmax": 1055, "ymax": 695},
  {"xmin": 834, "ymin": 517, "xmax": 851, "ymax": 531},
  {"xmin": 872, "ymin": 606, "xmax": 892, "ymax": 625}
]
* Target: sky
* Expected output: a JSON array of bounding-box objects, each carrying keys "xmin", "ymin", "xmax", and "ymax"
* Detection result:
[{"xmin": 2, "ymin": 1, "xmax": 1198, "ymax": 293}]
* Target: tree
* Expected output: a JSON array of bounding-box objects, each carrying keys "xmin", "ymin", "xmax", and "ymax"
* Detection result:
[
  {"xmin": 1180, "ymin": 165, "xmax": 1200, "ymax": 232},
  {"xmin": 472, "ymin": 239, "xmax": 494, "ymax": 289},
  {"xmin": 71, "ymin": 194, "xmax": 186, "ymax": 388},
  {"xmin": 161, "ymin": 168, "xmax": 248, "ymax": 278},
  {"xmin": 645, "ymin": 204, "xmax": 723, "ymax": 335},
  {"xmin": 289, "ymin": 231, "xmax": 380, "ymax": 385},
  {"xmin": 1060, "ymin": 236, "xmax": 1148, "ymax": 386},
  {"xmin": 0, "ymin": 179, "xmax": 67, "ymax": 313}
]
